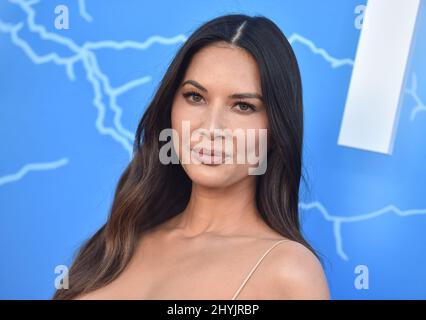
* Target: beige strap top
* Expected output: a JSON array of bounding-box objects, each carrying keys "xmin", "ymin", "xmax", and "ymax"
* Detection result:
[{"xmin": 231, "ymin": 239, "xmax": 289, "ymax": 300}]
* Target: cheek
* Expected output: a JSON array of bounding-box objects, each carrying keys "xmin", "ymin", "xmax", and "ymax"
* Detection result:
[
  {"xmin": 229, "ymin": 113, "xmax": 269, "ymax": 160},
  {"xmin": 171, "ymin": 102, "xmax": 200, "ymax": 162},
  {"xmin": 171, "ymin": 99, "xmax": 201, "ymax": 131}
]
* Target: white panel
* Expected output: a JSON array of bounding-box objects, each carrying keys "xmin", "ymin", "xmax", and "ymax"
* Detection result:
[{"xmin": 338, "ymin": 0, "xmax": 420, "ymax": 154}]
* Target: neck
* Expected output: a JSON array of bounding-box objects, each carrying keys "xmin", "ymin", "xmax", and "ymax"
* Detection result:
[{"xmin": 171, "ymin": 176, "xmax": 263, "ymax": 237}]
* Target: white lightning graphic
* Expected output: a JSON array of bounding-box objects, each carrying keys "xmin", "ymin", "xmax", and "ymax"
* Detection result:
[
  {"xmin": 0, "ymin": 158, "xmax": 69, "ymax": 186},
  {"xmin": 1, "ymin": 0, "xmax": 186, "ymax": 158},
  {"xmin": 406, "ymin": 73, "xmax": 426, "ymax": 121},
  {"xmin": 77, "ymin": 0, "xmax": 93, "ymax": 23},
  {"xmin": 300, "ymin": 201, "xmax": 426, "ymax": 261},
  {"xmin": 288, "ymin": 33, "xmax": 354, "ymax": 68}
]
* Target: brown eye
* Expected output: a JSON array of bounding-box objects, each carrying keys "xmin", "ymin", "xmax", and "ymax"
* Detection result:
[{"xmin": 182, "ymin": 91, "xmax": 204, "ymax": 104}]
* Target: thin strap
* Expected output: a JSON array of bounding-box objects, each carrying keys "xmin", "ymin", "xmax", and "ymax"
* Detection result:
[{"xmin": 231, "ymin": 239, "xmax": 289, "ymax": 300}]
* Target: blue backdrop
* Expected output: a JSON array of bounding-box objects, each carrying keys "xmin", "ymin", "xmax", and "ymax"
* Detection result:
[{"xmin": 1, "ymin": 0, "xmax": 425, "ymax": 299}]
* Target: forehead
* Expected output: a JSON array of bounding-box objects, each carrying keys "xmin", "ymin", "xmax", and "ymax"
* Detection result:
[{"xmin": 182, "ymin": 42, "xmax": 262, "ymax": 93}]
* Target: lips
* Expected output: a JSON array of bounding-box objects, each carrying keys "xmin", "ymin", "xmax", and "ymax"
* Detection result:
[{"xmin": 191, "ymin": 146, "xmax": 229, "ymax": 165}]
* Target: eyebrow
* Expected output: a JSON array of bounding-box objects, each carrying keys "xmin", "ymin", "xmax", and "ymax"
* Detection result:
[{"xmin": 181, "ymin": 79, "xmax": 264, "ymax": 102}]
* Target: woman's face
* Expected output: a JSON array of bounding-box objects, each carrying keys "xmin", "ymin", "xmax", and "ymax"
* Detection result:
[{"xmin": 171, "ymin": 41, "xmax": 269, "ymax": 188}]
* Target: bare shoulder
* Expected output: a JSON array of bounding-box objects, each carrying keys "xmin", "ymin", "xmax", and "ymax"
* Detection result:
[{"xmin": 253, "ymin": 239, "xmax": 330, "ymax": 300}]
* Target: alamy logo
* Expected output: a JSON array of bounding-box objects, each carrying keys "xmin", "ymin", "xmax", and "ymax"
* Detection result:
[
  {"xmin": 54, "ymin": 5, "xmax": 69, "ymax": 30},
  {"xmin": 354, "ymin": 264, "xmax": 369, "ymax": 290},
  {"xmin": 54, "ymin": 265, "xmax": 69, "ymax": 290},
  {"xmin": 159, "ymin": 121, "xmax": 268, "ymax": 175}
]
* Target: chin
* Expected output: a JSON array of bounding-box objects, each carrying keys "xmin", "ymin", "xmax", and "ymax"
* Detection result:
[{"xmin": 183, "ymin": 163, "xmax": 238, "ymax": 188}]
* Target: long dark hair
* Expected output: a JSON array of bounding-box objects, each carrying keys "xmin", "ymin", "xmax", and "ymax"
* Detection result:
[{"xmin": 53, "ymin": 13, "xmax": 313, "ymax": 300}]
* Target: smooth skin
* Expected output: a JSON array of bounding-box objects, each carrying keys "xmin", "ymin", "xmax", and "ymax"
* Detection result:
[{"xmin": 76, "ymin": 42, "xmax": 330, "ymax": 300}]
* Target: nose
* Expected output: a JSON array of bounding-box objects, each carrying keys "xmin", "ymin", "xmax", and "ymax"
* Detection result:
[{"xmin": 198, "ymin": 103, "xmax": 226, "ymax": 140}]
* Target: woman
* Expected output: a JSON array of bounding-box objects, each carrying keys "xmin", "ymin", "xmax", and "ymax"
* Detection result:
[{"xmin": 53, "ymin": 14, "xmax": 330, "ymax": 300}]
